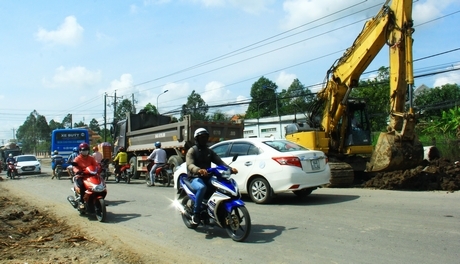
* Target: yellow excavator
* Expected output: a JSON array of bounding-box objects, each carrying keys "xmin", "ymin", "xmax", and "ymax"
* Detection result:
[{"xmin": 285, "ymin": 0, "xmax": 424, "ymax": 186}]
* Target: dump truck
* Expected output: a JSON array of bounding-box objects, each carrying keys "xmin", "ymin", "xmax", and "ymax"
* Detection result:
[{"xmin": 113, "ymin": 113, "xmax": 244, "ymax": 179}]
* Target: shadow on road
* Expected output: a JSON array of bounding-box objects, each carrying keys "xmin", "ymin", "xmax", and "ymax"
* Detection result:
[
  {"xmin": 104, "ymin": 212, "xmax": 142, "ymax": 223},
  {"xmin": 193, "ymin": 223, "xmax": 285, "ymax": 243},
  {"xmin": 242, "ymin": 192, "xmax": 360, "ymax": 206}
]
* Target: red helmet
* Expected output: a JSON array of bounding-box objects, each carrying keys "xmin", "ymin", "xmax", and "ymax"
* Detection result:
[{"xmin": 79, "ymin": 142, "xmax": 90, "ymax": 151}]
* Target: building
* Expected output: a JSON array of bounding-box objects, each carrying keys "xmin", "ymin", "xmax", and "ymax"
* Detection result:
[{"xmin": 243, "ymin": 114, "xmax": 308, "ymax": 139}]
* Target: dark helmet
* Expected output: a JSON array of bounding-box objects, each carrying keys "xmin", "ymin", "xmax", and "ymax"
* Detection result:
[
  {"xmin": 119, "ymin": 146, "xmax": 125, "ymax": 152},
  {"xmin": 155, "ymin": 141, "xmax": 161, "ymax": 148},
  {"xmin": 79, "ymin": 142, "xmax": 90, "ymax": 151},
  {"xmin": 73, "ymin": 147, "xmax": 78, "ymax": 152},
  {"xmin": 194, "ymin": 128, "xmax": 209, "ymax": 139},
  {"xmin": 53, "ymin": 150, "xmax": 58, "ymax": 155}
]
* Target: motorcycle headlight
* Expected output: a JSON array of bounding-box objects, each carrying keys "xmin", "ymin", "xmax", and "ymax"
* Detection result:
[{"xmin": 92, "ymin": 184, "xmax": 105, "ymax": 192}]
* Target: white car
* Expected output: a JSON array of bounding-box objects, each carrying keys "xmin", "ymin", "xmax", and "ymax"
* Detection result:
[
  {"xmin": 15, "ymin": 155, "xmax": 42, "ymax": 175},
  {"xmin": 174, "ymin": 138, "xmax": 331, "ymax": 204}
]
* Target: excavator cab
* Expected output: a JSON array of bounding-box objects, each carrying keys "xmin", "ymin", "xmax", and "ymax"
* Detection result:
[{"xmin": 343, "ymin": 101, "xmax": 372, "ymax": 148}]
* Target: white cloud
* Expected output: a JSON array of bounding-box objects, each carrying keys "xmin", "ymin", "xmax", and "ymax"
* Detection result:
[
  {"xmin": 276, "ymin": 71, "xmax": 297, "ymax": 90},
  {"xmin": 35, "ymin": 16, "xmax": 84, "ymax": 46},
  {"xmin": 108, "ymin": 74, "xmax": 134, "ymax": 93},
  {"xmin": 413, "ymin": 0, "xmax": 456, "ymax": 25},
  {"xmin": 43, "ymin": 66, "xmax": 101, "ymax": 88},
  {"xmin": 229, "ymin": 0, "xmax": 275, "ymax": 14},
  {"xmin": 433, "ymin": 64, "xmax": 460, "ymax": 87}
]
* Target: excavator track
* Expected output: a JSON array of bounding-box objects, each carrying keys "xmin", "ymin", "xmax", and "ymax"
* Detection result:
[{"xmin": 328, "ymin": 162, "xmax": 355, "ymax": 187}]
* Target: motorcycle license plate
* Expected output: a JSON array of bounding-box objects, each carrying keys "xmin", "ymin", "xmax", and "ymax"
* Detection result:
[
  {"xmin": 166, "ymin": 169, "xmax": 172, "ymax": 174},
  {"xmin": 310, "ymin": 160, "xmax": 320, "ymax": 170}
]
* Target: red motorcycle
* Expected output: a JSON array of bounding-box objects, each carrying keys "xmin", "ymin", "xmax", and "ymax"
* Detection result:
[
  {"xmin": 67, "ymin": 163, "xmax": 108, "ymax": 222},
  {"xmin": 146, "ymin": 162, "xmax": 173, "ymax": 187},
  {"xmin": 115, "ymin": 162, "xmax": 131, "ymax": 184},
  {"xmin": 6, "ymin": 161, "xmax": 18, "ymax": 179}
]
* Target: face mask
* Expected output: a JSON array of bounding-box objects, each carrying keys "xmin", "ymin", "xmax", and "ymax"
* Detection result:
[{"xmin": 81, "ymin": 150, "xmax": 89, "ymax": 156}]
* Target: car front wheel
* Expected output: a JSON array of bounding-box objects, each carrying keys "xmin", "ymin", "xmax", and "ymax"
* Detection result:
[{"xmin": 248, "ymin": 177, "xmax": 272, "ymax": 204}]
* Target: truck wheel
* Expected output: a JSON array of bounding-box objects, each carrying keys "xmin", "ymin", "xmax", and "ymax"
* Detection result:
[
  {"xmin": 129, "ymin": 157, "xmax": 141, "ymax": 179},
  {"xmin": 167, "ymin": 155, "xmax": 183, "ymax": 173}
]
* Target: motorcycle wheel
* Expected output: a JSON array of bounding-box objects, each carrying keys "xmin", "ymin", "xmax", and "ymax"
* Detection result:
[
  {"xmin": 160, "ymin": 170, "xmax": 170, "ymax": 187},
  {"xmin": 7, "ymin": 170, "xmax": 12, "ymax": 179},
  {"xmin": 115, "ymin": 174, "xmax": 120, "ymax": 183},
  {"xmin": 56, "ymin": 167, "xmax": 62, "ymax": 180},
  {"xmin": 94, "ymin": 198, "xmax": 107, "ymax": 222},
  {"xmin": 181, "ymin": 196, "xmax": 198, "ymax": 229},
  {"xmin": 225, "ymin": 206, "xmax": 251, "ymax": 242},
  {"xmin": 125, "ymin": 171, "xmax": 130, "ymax": 184}
]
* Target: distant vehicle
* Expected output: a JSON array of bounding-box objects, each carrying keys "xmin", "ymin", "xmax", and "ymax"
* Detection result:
[
  {"xmin": 174, "ymin": 138, "xmax": 331, "ymax": 204},
  {"xmin": 15, "ymin": 155, "xmax": 41, "ymax": 175},
  {"xmin": 51, "ymin": 128, "xmax": 89, "ymax": 166},
  {"xmin": 0, "ymin": 142, "xmax": 22, "ymax": 170}
]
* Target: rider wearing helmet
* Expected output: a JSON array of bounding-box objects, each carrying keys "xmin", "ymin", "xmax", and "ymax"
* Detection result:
[
  {"xmin": 73, "ymin": 142, "xmax": 99, "ymax": 205},
  {"xmin": 147, "ymin": 141, "xmax": 167, "ymax": 187},
  {"xmin": 92, "ymin": 146, "xmax": 103, "ymax": 164},
  {"xmin": 66, "ymin": 147, "xmax": 79, "ymax": 178},
  {"xmin": 6, "ymin": 153, "xmax": 16, "ymax": 164},
  {"xmin": 186, "ymin": 128, "xmax": 238, "ymax": 224},
  {"xmin": 113, "ymin": 146, "xmax": 128, "ymax": 176},
  {"xmin": 51, "ymin": 150, "xmax": 64, "ymax": 179}
]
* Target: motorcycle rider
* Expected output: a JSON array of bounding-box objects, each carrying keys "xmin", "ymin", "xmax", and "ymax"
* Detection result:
[
  {"xmin": 6, "ymin": 154, "xmax": 16, "ymax": 175},
  {"xmin": 73, "ymin": 142, "xmax": 99, "ymax": 206},
  {"xmin": 92, "ymin": 146, "xmax": 103, "ymax": 164},
  {"xmin": 147, "ymin": 141, "xmax": 167, "ymax": 187},
  {"xmin": 186, "ymin": 128, "xmax": 237, "ymax": 224},
  {"xmin": 113, "ymin": 147, "xmax": 128, "ymax": 177},
  {"xmin": 51, "ymin": 150, "xmax": 64, "ymax": 179},
  {"xmin": 66, "ymin": 147, "xmax": 79, "ymax": 177}
]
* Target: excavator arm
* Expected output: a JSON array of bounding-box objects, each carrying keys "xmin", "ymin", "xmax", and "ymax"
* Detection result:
[{"xmin": 317, "ymin": 0, "xmax": 423, "ymax": 172}]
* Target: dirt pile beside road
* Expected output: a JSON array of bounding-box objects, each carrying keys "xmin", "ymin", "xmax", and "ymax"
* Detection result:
[{"xmin": 364, "ymin": 158, "xmax": 460, "ymax": 192}]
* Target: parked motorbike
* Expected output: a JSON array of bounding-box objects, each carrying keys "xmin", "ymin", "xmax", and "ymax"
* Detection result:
[
  {"xmin": 115, "ymin": 163, "xmax": 131, "ymax": 183},
  {"xmin": 67, "ymin": 163, "xmax": 108, "ymax": 222},
  {"xmin": 7, "ymin": 161, "xmax": 18, "ymax": 179},
  {"xmin": 146, "ymin": 162, "xmax": 173, "ymax": 187},
  {"xmin": 99, "ymin": 159, "xmax": 111, "ymax": 181},
  {"xmin": 55, "ymin": 164, "xmax": 63, "ymax": 180},
  {"xmin": 174, "ymin": 157, "xmax": 251, "ymax": 242}
]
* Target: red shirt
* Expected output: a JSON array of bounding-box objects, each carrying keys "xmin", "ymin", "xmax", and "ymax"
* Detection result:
[{"xmin": 73, "ymin": 154, "xmax": 99, "ymax": 175}]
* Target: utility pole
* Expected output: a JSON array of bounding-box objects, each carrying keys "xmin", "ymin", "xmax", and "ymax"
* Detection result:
[
  {"xmin": 105, "ymin": 91, "xmax": 123, "ymax": 142},
  {"xmin": 131, "ymin": 93, "xmax": 136, "ymax": 114}
]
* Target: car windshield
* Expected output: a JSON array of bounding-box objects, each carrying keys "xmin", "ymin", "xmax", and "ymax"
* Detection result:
[
  {"xmin": 263, "ymin": 140, "xmax": 307, "ymax": 152},
  {"xmin": 16, "ymin": 156, "xmax": 37, "ymax": 162}
]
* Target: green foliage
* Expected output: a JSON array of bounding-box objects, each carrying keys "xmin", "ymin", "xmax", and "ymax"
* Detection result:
[
  {"xmin": 142, "ymin": 103, "xmax": 158, "ymax": 115},
  {"xmin": 209, "ymin": 110, "xmax": 228, "ymax": 121},
  {"xmin": 421, "ymin": 107, "xmax": 460, "ymax": 138},
  {"xmin": 279, "ymin": 78, "xmax": 315, "ymax": 116},
  {"xmin": 114, "ymin": 99, "xmax": 134, "ymax": 122},
  {"xmin": 180, "ymin": 90, "xmax": 208, "ymax": 121},
  {"xmin": 62, "ymin": 114, "xmax": 72, "ymax": 128},
  {"xmin": 89, "ymin": 118, "xmax": 101, "ymax": 133},
  {"xmin": 16, "ymin": 110, "xmax": 50, "ymax": 154},
  {"xmin": 74, "ymin": 121, "xmax": 87, "ymax": 128},
  {"xmin": 245, "ymin": 77, "xmax": 278, "ymax": 119},
  {"xmin": 414, "ymin": 83, "xmax": 460, "ymax": 121}
]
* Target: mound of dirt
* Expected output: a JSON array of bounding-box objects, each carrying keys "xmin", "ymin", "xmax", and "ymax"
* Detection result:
[
  {"xmin": 364, "ymin": 158, "xmax": 460, "ymax": 192},
  {"xmin": 0, "ymin": 189, "xmax": 142, "ymax": 264}
]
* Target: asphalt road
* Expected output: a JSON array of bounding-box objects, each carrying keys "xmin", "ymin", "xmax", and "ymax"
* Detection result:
[{"xmin": 2, "ymin": 164, "xmax": 460, "ymax": 264}]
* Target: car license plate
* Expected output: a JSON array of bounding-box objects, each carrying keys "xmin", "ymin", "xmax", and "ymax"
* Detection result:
[
  {"xmin": 310, "ymin": 160, "xmax": 320, "ymax": 170},
  {"xmin": 23, "ymin": 167, "xmax": 33, "ymax": 171}
]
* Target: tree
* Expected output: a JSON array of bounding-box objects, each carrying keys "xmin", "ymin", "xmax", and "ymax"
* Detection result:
[
  {"xmin": 180, "ymin": 90, "xmax": 208, "ymax": 121},
  {"xmin": 74, "ymin": 121, "xmax": 87, "ymax": 128},
  {"xmin": 16, "ymin": 110, "xmax": 50, "ymax": 154},
  {"xmin": 142, "ymin": 103, "xmax": 158, "ymax": 115},
  {"xmin": 114, "ymin": 99, "xmax": 134, "ymax": 122},
  {"xmin": 49, "ymin": 119, "xmax": 64, "ymax": 131},
  {"xmin": 245, "ymin": 77, "xmax": 279, "ymax": 119},
  {"xmin": 279, "ymin": 78, "xmax": 315, "ymax": 116},
  {"xmin": 62, "ymin": 114, "xmax": 72, "ymax": 128},
  {"xmin": 209, "ymin": 110, "xmax": 228, "ymax": 121},
  {"xmin": 89, "ymin": 118, "xmax": 101, "ymax": 133},
  {"xmin": 414, "ymin": 83, "xmax": 460, "ymax": 121}
]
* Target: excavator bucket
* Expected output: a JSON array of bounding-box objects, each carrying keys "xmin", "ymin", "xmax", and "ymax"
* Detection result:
[{"xmin": 366, "ymin": 131, "xmax": 424, "ymax": 172}]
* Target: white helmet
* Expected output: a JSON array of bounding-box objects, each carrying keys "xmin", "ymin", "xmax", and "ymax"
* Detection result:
[
  {"xmin": 194, "ymin": 128, "xmax": 209, "ymax": 138},
  {"xmin": 9, "ymin": 153, "xmax": 13, "ymax": 157}
]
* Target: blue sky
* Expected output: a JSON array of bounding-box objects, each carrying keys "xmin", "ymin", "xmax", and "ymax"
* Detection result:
[{"xmin": 0, "ymin": 0, "xmax": 459, "ymax": 143}]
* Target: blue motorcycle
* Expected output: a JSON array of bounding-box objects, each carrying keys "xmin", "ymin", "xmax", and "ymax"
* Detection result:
[{"xmin": 175, "ymin": 161, "xmax": 251, "ymax": 242}]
